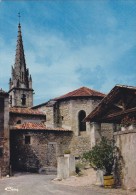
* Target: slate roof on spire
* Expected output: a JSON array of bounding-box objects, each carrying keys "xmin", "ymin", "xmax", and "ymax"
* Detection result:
[{"xmin": 14, "ymin": 23, "xmax": 26, "ymax": 69}]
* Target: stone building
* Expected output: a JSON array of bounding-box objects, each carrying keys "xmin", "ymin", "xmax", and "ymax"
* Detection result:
[
  {"xmin": 8, "ymin": 23, "xmax": 73, "ymax": 172},
  {"xmin": 85, "ymin": 85, "xmax": 136, "ymax": 190},
  {"xmin": 1, "ymin": 22, "xmax": 109, "ymax": 173},
  {"xmin": 33, "ymin": 87, "xmax": 105, "ymax": 156},
  {"xmin": 0, "ymin": 89, "xmax": 10, "ymax": 176}
]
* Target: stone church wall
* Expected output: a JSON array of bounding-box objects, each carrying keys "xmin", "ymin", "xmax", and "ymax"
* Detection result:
[
  {"xmin": 33, "ymin": 98, "xmax": 103, "ymax": 156},
  {"xmin": 10, "ymin": 88, "xmax": 33, "ymax": 107},
  {"xmin": 10, "ymin": 130, "xmax": 73, "ymax": 172},
  {"xmin": 56, "ymin": 98, "xmax": 101, "ymax": 135},
  {"xmin": 54, "ymin": 98, "xmax": 102, "ymax": 156}
]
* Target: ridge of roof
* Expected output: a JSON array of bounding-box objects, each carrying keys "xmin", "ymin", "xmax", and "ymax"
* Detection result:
[{"xmin": 53, "ymin": 86, "xmax": 105, "ymax": 101}]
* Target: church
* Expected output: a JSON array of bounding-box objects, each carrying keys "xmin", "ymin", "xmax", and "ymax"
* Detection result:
[{"xmin": 0, "ymin": 22, "xmax": 113, "ymax": 175}]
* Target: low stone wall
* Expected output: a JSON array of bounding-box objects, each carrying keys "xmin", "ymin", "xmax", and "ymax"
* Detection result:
[{"xmin": 114, "ymin": 129, "xmax": 136, "ymax": 190}]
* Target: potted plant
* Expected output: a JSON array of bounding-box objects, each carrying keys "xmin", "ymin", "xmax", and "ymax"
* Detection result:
[{"xmin": 83, "ymin": 137, "xmax": 115, "ymax": 188}]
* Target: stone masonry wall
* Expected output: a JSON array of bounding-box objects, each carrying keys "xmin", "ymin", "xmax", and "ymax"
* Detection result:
[
  {"xmin": 101, "ymin": 123, "xmax": 113, "ymax": 140},
  {"xmin": 57, "ymin": 98, "xmax": 101, "ymax": 135},
  {"xmin": 0, "ymin": 94, "xmax": 10, "ymax": 176},
  {"xmin": 10, "ymin": 88, "xmax": 33, "ymax": 107},
  {"xmin": 10, "ymin": 130, "xmax": 73, "ymax": 172},
  {"xmin": 55, "ymin": 98, "xmax": 101, "ymax": 156}
]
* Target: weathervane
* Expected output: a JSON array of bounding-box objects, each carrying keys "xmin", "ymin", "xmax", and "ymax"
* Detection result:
[{"xmin": 18, "ymin": 12, "xmax": 21, "ymax": 23}]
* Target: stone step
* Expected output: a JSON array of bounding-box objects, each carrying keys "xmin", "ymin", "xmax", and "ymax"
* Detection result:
[{"xmin": 38, "ymin": 167, "xmax": 57, "ymax": 175}]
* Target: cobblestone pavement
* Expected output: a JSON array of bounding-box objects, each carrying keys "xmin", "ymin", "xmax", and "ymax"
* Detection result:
[{"xmin": 0, "ymin": 173, "xmax": 135, "ymax": 195}]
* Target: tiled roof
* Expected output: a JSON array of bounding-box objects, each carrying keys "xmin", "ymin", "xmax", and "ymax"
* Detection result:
[
  {"xmin": 11, "ymin": 122, "xmax": 71, "ymax": 132},
  {"xmin": 10, "ymin": 107, "xmax": 45, "ymax": 116},
  {"xmin": 54, "ymin": 87, "xmax": 105, "ymax": 100},
  {"xmin": 84, "ymin": 84, "xmax": 136, "ymax": 123}
]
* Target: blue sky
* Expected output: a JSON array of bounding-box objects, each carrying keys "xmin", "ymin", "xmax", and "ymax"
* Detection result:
[{"xmin": 0, "ymin": 0, "xmax": 136, "ymax": 105}]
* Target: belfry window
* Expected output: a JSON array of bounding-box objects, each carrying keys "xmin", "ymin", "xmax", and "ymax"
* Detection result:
[
  {"xmin": 9, "ymin": 95, "xmax": 12, "ymax": 105},
  {"xmin": 21, "ymin": 94, "xmax": 26, "ymax": 105},
  {"xmin": 78, "ymin": 110, "xmax": 86, "ymax": 131}
]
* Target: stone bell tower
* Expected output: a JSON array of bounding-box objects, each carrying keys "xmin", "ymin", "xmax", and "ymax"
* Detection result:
[{"xmin": 9, "ymin": 22, "xmax": 34, "ymax": 107}]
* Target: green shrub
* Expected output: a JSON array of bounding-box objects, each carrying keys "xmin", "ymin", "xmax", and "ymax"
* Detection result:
[{"xmin": 83, "ymin": 137, "xmax": 115, "ymax": 175}]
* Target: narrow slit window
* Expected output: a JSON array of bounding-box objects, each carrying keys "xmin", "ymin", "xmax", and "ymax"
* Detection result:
[
  {"xmin": 78, "ymin": 110, "xmax": 86, "ymax": 131},
  {"xmin": 25, "ymin": 136, "xmax": 31, "ymax": 145}
]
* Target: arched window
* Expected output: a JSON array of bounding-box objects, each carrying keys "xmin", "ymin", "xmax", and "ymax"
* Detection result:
[
  {"xmin": 17, "ymin": 120, "xmax": 21, "ymax": 124},
  {"xmin": 21, "ymin": 94, "xmax": 26, "ymax": 105},
  {"xmin": 78, "ymin": 110, "xmax": 86, "ymax": 131}
]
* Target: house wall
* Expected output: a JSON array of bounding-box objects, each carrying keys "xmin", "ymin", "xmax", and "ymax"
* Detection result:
[
  {"xmin": 0, "ymin": 94, "xmax": 10, "ymax": 176},
  {"xmin": 10, "ymin": 130, "xmax": 73, "ymax": 172},
  {"xmin": 114, "ymin": 128, "xmax": 136, "ymax": 190}
]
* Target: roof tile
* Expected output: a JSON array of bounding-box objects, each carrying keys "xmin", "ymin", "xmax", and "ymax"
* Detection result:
[
  {"xmin": 11, "ymin": 122, "xmax": 71, "ymax": 132},
  {"xmin": 54, "ymin": 87, "xmax": 105, "ymax": 100},
  {"xmin": 10, "ymin": 107, "xmax": 45, "ymax": 116}
]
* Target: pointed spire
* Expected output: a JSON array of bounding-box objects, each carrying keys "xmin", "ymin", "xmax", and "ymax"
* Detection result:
[
  {"xmin": 14, "ymin": 22, "xmax": 26, "ymax": 70},
  {"xmin": 9, "ymin": 15, "xmax": 34, "ymax": 108},
  {"xmin": 11, "ymin": 19, "xmax": 30, "ymax": 89}
]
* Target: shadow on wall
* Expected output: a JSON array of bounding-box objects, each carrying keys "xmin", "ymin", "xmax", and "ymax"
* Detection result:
[{"xmin": 10, "ymin": 132, "xmax": 42, "ymax": 173}]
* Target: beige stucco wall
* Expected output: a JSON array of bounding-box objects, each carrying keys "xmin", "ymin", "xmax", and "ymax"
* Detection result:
[{"xmin": 114, "ymin": 129, "xmax": 136, "ymax": 190}]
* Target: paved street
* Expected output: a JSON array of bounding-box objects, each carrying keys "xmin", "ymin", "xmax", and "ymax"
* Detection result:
[{"xmin": 0, "ymin": 173, "xmax": 133, "ymax": 195}]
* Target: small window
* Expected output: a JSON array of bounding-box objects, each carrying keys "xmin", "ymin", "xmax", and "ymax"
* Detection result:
[
  {"xmin": 25, "ymin": 136, "xmax": 31, "ymax": 145},
  {"xmin": 0, "ymin": 147, "xmax": 3, "ymax": 157},
  {"xmin": 61, "ymin": 116, "xmax": 64, "ymax": 121},
  {"xmin": 17, "ymin": 120, "xmax": 21, "ymax": 124}
]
